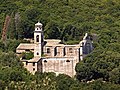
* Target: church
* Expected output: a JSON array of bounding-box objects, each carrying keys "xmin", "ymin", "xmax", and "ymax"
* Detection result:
[{"xmin": 16, "ymin": 22, "xmax": 93, "ymax": 77}]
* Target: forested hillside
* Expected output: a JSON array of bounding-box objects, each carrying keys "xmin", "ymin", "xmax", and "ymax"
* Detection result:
[{"xmin": 0, "ymin": 0, "xmax": 120, "ymax": 89}]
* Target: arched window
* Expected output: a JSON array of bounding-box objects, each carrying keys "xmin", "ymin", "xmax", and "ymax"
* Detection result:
[
  {"xmin": 37, "ymin": 52, "xmax": 39, "ymax": 55},
  {"xmin": 44, "ymin": 60, "xmax": 47, "ymax": 63},
  {"xmin": 37, "ymin": 27, "xmax": 39, "ymax": 30},
  {"xmin": 66, "ymin": 60, "xmax": 70, "ymax": 62},
  {"xmin": 36, "ymin": 35, "xmax": 39, "ymax": 42},
  {"xmin": 33, "ymin": 68, "xmax": 35, "ymax": 71},
  {"xmin": 47, "ymin": 48, "xmax": 50, "ymax": 53}
]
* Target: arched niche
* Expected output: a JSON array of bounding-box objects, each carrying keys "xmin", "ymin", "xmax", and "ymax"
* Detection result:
[{"xmin": 36, "ymin": 35, "xmax": 39, "ymax": 42}]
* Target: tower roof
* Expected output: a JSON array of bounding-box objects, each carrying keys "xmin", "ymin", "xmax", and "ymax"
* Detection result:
[{"xmin": 35, "ymin": 22, "xmax": 42, "ymax": 26}]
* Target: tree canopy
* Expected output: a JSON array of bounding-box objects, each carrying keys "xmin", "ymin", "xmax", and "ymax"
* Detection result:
[{"xmin": 0, "ymin": 0, "xmax": 120, "ymax": 89}]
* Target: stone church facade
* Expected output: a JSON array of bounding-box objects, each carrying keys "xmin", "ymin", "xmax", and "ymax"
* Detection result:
[{"xmin": 16, "ymin": 22, "xmax": 93, "ymax": 77}]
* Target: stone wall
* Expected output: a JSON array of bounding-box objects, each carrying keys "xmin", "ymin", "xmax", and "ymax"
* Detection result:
[{"xmin": 42, "ymin": 58, "xmax": 76, "ymax": 77}]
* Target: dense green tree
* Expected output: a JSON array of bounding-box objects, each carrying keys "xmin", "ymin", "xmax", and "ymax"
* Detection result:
[
  {"xmin": 0, "ymin": 0, "xmax": 120, "ymax": 89},
  {"xmin": 56, "ymin": 74, "xmax": 75, "ymax": 90}
]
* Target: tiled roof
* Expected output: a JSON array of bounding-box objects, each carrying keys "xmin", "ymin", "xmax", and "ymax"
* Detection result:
[
  {"xmin": 16, "ymin": 43, "xmax": 35, "ymax": 50},
  {"xmin": 44, "ymin": 39, "xmax": 79, "ymax": 47}
]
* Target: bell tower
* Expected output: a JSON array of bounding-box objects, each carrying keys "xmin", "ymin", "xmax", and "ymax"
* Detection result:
[{"xmin": 34, "ymin": 22, "xmax": 44, "ymax": 57}]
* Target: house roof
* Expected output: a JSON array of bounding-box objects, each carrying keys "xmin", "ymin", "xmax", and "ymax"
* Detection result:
[
  {"xmin": 35, "ymin": 22, "xmax": 42, "ymax": 26},
  {"xmin": 17, "ymin": 39, "xmax": 80, "ymax": 51},
  {"xmin": 16, "ymin": 43, "xmax": 35, "ymax": 50},
  {"xmin": 44, "ymin": 39, "xmax": 80, "ymax": 47},
  {"xmin": 44, "ymin": 39, "xmax": 61, "ymax": 45}
]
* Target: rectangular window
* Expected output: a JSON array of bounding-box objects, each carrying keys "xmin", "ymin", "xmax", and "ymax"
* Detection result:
[
  {"xmin": 25, "ymin": 49, "xmax": 30, "ymax": 52},
  {"xmin": 54, "ymin": 47, "xmax": 57, "ymax": 56},
  {"xmin": 47, "ymin": 48, "xmax": 50, "ymax": 53},
  {"xmin": 33, "ymin": 62, "xmax": 35, "ymax": 66},
  {"xmin": 69, "ymin": 48, "xmax": 73, "ymax": 53},
  {"xmin": 63, "ymin": 47, "xmax": 66, "ymax": 56},
  {"xmin": 26, "ymin": 61, "xmax": 28, "ymax": 65}
]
